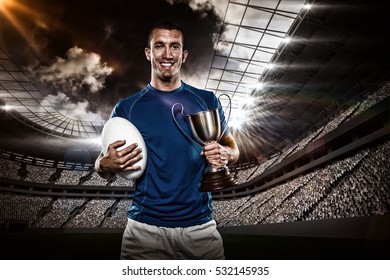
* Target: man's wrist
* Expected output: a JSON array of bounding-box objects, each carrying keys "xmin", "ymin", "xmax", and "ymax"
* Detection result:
[
  {"xmin": 95, "ymin": 158, "xmax": 115, "ymax": 179},
  {"xmin": 225, "ymin": 147, "xmax": 234, "ymax": 165}
]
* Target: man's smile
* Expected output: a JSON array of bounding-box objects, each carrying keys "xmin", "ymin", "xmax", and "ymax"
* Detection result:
[{"xmin": 160, "ymin": 62, "xmax": 174, "ymax": 68}]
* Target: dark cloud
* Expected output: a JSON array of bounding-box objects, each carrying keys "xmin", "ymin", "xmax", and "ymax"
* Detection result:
[
  {"xmin": 43, "ymin": 92, "xmax": 105, "ymax": 122},
  {"xmin": 33, "ymin": 46, "xmax": 113, "ymax": 94}
]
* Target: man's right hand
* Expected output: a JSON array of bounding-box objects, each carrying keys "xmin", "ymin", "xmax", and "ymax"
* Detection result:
[{"xmin": 95, "ymin": 140, "xmax": 143, "ymax": 179}]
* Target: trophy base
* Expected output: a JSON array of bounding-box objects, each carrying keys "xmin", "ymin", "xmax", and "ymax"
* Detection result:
[{"xmin": 199, "ymin": 167, "xmax": 237, "ymax": 192}]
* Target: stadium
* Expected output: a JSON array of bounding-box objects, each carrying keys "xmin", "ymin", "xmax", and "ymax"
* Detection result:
[{"xmin": 0, "ymin": 0, "xmax": 389, "ymax": 260}]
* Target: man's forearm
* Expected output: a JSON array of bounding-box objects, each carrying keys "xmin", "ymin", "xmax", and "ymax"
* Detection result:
[
  {"xmin": 219, "ymin": 133, "xmax": 240, "ymax": 165},
  {"xmin": 225, "ymin": 145, "xmax": 239, "ymax": 165}
]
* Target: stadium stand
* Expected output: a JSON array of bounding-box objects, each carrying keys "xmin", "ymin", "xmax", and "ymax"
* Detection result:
[
  {"xmin": 64, "ymin": 199, "xmax": 115, "ymax": 228},
  {"xmin": 102, "ymin": 199, "xmax": 132, "ymax": 228},
  {"xmin": 33, "ymin": 198, "xmax": 86, "ymax": 228},
  {"xmin": 55, "ymin": 170, "xmax": 89, "ymax": 185}
]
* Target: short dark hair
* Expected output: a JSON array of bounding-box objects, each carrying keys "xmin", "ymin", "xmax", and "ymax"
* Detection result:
[{"xmin": 147, "ymin": 21, "xmax": 186, "ymax": 48}]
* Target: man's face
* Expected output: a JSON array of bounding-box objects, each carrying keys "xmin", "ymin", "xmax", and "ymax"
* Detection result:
[{"xmin": 145, "ymin": 28, "xmax": 188, "ymax": 82}]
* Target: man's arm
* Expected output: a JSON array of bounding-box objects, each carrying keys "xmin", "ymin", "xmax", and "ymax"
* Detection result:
[{"xmin": 218, "ymin": 132, "xmax": 239, "ymax": 165}]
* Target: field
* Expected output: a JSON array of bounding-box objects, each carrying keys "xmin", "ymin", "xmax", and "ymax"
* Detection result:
[{"xmin": 1, "ymin": 230, "xmax": 388, "ymax": 260}]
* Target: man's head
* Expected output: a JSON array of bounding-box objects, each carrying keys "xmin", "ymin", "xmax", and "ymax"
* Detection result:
[
  {"xmin": 145, "ymin": 21, "xmax": 188, "ymax": 88},
  {"xmin": 147, "ymin": 21, "xmax": 186, "ymax": 49}
]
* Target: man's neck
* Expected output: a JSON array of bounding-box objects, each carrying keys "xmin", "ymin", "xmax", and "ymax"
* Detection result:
[{"xmin": 150, "ymin": 77, "xmax": 182, "ymax": 91}]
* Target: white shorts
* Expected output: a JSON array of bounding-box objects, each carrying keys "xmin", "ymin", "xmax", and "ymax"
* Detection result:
[{"xmin": 120, "ymin": 218, "xmax": 225, "ymax": 260}]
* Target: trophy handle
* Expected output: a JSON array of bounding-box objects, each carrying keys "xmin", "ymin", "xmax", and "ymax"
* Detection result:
[
  {"xmin": 217, "ymin": 93, "xmax": 232, "ymax": 141},
  {"xmin": 171, "ymin": 103, "xmax": 200, "ymax": 146}
]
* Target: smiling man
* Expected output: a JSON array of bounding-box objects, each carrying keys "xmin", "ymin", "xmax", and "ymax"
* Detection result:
[
  {"xmin": 145, "ymin": 26, "xmax": 188, "ymax": 87},
  {"xmin": 95, "ymin": 21, "xmax": 239, "ymax": 260}
]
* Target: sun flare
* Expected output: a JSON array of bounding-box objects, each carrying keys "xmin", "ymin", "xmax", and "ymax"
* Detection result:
[
  {"xmin": 0, "ymin": 0, "xmax": 10, "ymax": 7},
  {"xmin": 0, "ymin": 0, "xmax": 48, "ymax": 53},
  {"xmin": 0, "ymin": 0, "xmax": 17, "ymax": 12}
]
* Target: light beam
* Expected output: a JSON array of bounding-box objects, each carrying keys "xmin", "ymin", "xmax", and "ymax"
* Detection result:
[{"xmin": 0, "ymin": 0, "xmax": 50, "ymax": 53}]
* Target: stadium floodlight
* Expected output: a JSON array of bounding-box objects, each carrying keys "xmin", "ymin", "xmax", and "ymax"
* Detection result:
[
  {"xmin": 230, "ymin": 108, "xmax": 248, "ymax": 130},
  {"xmin": 283, "ymin": 37, "xmax": 291, "ymax": 44},
  {"xmin": 2, "ymin": 104, "xmax": 12, "ymax": 111},
  {"xmin": 304, "ymin": 4, "xmax": 312, "ymax": 10},
  {"xmin": 254, "ymin": 82, "xmax": 264, "ymax": 91},
  {"xmin": 242, "ymin": 96, "xmax": 255, "ymax": 107},
  {"xmin": 84, "ymin": 137, "xmax": 102, "ymax": 146},
  {"xmin": 267, "ymin": 63, "xmax": 275, "ymax": 69}
]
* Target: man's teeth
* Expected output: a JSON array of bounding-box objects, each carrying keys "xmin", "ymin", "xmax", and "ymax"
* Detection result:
[{"xmin": 161, "ymin": 63, "xmax": 173, "ymax": 67}]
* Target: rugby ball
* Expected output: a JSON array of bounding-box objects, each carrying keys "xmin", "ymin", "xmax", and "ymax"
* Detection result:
[{"xmin": 101, "ymin": 117, "xmax": 147, "ymax": 180}]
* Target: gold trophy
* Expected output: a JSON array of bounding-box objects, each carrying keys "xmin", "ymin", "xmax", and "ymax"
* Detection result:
[{"xmin": 172, "ymin": 95, "xmax": 237, "ymax": 192}]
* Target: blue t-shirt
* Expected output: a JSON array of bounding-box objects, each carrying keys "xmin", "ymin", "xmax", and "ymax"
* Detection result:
[{"xmin": 111, "ymin": 82, "xmax": 227, "ymax": 227}]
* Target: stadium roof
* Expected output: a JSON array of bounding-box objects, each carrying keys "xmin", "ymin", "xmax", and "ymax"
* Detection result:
[
  {"xmin": 0, "ymin": 51, "xmax": 104, "ymax": 138},
  {"xmin": 205, "ymin": 0, "xmax": 308, "ymax": 119}
]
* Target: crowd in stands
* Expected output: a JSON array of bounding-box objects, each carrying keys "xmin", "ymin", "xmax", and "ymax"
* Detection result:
[
  {"xmin": 214, "ymin": 141, "xmax": 389, "ymax": 226},
  {"xmin": 1, "ymin": 140, "xmax": 387, "ymax": 229},
  {"xmin": 110, "ymin": 175, "xmax": 135, "ymax": 187},
  {"xmin": 263, "ymin": 150, "xmax": 368, "ymax": 224},
  {"xmin": 305, "ymin": 141, "xmax": 389, "ymax": 221},
  {"xmin": 351, "ymin": 81, "xmax": 390, "ymax": 118},
  {"xmin": 0, "ymin": 193, "xmax": 51, "ymax": 226},
  {"xmin": 0, "ymin": 158, "xmax": 20, "ymax": 180},
  {"xmin": 25, "ymin": 165, "xmax": 56, "ymax": 184},
  {"xmin": 64, "ymin": 199, "xmax": 115, "ymax": 228},
  {"xmin": 33, "ymin": 198, "xmax": 86, "ymax": 228},
  {"xmin": 81, "ymin": 172, "xmax": 108, "ymax": 186},
  {"xmin": 102, "ymin": 199, "xmax": 132, "ymax": 228},
  {"xmin": 0, "ymin": 157, "xmax": 135, "ymax": 188},
  {"xmin": 246, "ymin": 157, "xmax": 278, "ymax": 181},
  {"xmin": 0, "ymin": 195, "xmax": 130, "ymax": 229},
  {"xmin": 235, "ymin": 166, "xmax": 258, "ymax": 185},
  {"xmin": 313, "ymin": 103, "xmax": 359, "ymax": 141},
  {"xmin": 55, "ymin": 170, "xmax": 89, "ymax": 185}
]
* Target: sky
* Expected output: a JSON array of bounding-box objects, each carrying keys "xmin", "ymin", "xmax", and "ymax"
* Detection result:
[{"xmin": 0, "ymin": 0, "xmax": 227, "ymax": 122}]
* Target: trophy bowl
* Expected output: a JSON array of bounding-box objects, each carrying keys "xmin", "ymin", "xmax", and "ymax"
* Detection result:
[
  {"xmin": 187, "ymin": 109, "xmax": 237, "ymax": 192},
  {"xmin": 187, "ymin": 109, "xmax": 221, "ymax": 144}
]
